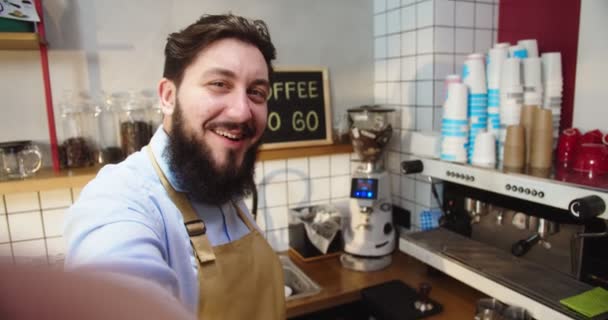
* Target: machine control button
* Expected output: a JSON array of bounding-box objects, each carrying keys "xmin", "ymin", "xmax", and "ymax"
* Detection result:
[
  {"xmin": 517, "ymin": 186, "xmax": 524, "ymax": 193},
  {"xmin": 506, "ymin": 184, "xmax": 511, "ymax": 191},
  {"xmin": 531, "ymin": 190, "xmax": 538, "ymax": 196},
  {"xmin": 471, "ymin": 176, "xmax": 475, "ymax": 182},
  {"xmin": 383, "ymin": 223, "xmax": 393, "ymax": 235},
  {"xmin": 525, "ymin": 188, "xmax": 531, "ymax": 195},
  {"xmin": 538, "ymin": 191, "xmax": 545, "ymax": 198}
]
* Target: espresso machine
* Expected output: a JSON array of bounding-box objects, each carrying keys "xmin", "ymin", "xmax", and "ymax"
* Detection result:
[{"xmin": 341, "ymin": 106, "xmax": 396, "ymax": 272}]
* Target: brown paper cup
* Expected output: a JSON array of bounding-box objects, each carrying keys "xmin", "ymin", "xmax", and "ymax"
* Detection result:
[
  {"xmin": 520, "ymin": 105, "xmax": 538, "ymax": 165},
  {"xmin": 530, "ymin": 108, "xmax": 553, "ymax": 169},
  {"xmin": 504, "ymin": 125, "xmax": 525, "ymax": 169}
]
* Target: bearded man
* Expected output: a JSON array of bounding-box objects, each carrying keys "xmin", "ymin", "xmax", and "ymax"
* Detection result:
[{"xmin": 64, "ymin": 13, "xmax": 285, "ymax": 319}]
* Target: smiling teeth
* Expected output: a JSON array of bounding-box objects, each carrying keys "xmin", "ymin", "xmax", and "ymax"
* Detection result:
[{"xmin": 214, "ymin": 129, "xmax": 241, "ymax": 140}]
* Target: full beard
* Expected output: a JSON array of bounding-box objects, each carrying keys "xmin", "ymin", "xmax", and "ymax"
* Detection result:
[{"xmin": 165, "ymin": 103, "xmax": 259, "ymax": 205}]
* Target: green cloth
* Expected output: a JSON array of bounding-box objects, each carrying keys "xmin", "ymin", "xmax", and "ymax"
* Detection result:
[{"xmin": 560, "ymin": 287, "xmax": 608, "ymax": 318}]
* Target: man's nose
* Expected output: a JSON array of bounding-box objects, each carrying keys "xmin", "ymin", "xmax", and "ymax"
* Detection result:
[{"xmin": 226, "ymin": 89, "xmax": 253, "ymax": 123}]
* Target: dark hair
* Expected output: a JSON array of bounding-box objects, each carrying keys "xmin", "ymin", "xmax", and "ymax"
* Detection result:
[{"xmin": 163, "ymin": 13, "xmax": 276, "ymax": 86}]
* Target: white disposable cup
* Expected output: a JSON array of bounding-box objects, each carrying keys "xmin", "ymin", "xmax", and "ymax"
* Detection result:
[
  {"xmin": 487, "ymin": 48, "xmax": 508, "ymax": 88},
  {"xmin": 509, "ymin": 45, "xmax": 528, "ymax": 58},
  {"xmin": 517, "ymin": 39, "xmax": 539, "ymax": 58},
  {"xmin": 524, "ymin": 92, "xmax": 542, "ymax": 106},
  {"xmin": 494, "ymin": 42, "xmax": 510, "ymax": 49},
  {"xmin": 523, "ymin": 58, "xmax": 542, "ymax": 89},
  {"xmin": 501, "ymin": 58, "xmax": 522, "ymax": 90},
  {"xmin": 500, "ymin": 100, "xmax": 522, "ymax": 126},
  {"xmin": 464, "ymin": 55, "xmax": 487, "ymax": 94},
  {"xmin": 472, "ymin": 131, "xmax": 497, "ymax": 167},
  {"xmin": 541, "ymin": 52, "xmax": 563, "ymax": 84},
  {"xmin": 444, "ymin": 83, "xmax": 469, "ymax": 119},
  {"xmin": 443, "ymin": 74, "xmax": 462, "ymax": 102}
]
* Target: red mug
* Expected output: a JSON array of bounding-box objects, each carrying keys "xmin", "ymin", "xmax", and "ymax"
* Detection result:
[
  {"xmin": 572, "ymin": 143, "xmax": 608, "ymax": 176},
  {"xmin": 556, "ymin": 128, "xmax": 581, "ymax": 166},
  {"xmin": 603, "ymin": 133, "xmax": 608, "ymax": 146},
  {"xmin": 579, "ymin": 129, "xmax": 603, "ymax": 145}
]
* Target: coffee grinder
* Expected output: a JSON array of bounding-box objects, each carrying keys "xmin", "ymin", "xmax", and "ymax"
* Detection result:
[{"xmin": 341, "ymin": 106, "xmax": 396, "ymax": 271}]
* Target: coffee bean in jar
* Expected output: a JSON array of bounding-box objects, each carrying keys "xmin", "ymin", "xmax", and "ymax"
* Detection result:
[
  {"xmin": 59, "ymin": 137, "xmax": 95, "ymax": 168},
  {"xmin": 349, "ymin": 125, "xmax": 393, "ymax": 162},
  {"xmin": 120, "ymin": 121, "xmax": 150, "ymax": 156}
]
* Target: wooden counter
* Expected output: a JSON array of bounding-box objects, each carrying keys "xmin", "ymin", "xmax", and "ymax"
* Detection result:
[{"xmin": 286, "ymin": 252, "xmax": 485, "ymax": 319}]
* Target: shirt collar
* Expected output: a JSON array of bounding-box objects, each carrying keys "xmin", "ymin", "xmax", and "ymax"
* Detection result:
[{"xmin": 149, "ymin": 126, "xmax": 188, "ymax": 193}]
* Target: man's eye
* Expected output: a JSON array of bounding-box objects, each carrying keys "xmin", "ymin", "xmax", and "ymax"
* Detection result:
[
  {"xmin": 211, "ymin": 81, "xmax": 227, "ymax": 87},
  {"xmin": 248, "ymin": 88, "xmax": 268, "ymax": 101}
]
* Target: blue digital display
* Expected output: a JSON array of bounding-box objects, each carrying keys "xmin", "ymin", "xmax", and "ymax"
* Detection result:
[{"xmin": 350, "ymin": 178, "xmax": 378, "ymax": 199}]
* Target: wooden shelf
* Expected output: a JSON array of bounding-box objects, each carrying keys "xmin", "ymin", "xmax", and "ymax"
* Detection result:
[
  {"xmin": 0, "ymin": 144, "xmax": 353, "ymax": 195},
  {"xmin": 0, "ymin": 32, "xmax": 41, "ymax": 50}
]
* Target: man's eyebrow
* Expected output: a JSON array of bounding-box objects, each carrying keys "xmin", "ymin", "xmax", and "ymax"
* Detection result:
[
  {"xmin": 203, "ymin": 68, "xmax": 270, "ymax": 87},
  {"xmin": 251, "ymin": 79, "xmax": 270, "ymax": 88}
]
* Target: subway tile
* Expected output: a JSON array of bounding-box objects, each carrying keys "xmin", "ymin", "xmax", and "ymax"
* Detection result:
[
  {"xmin": 416, "ymin": 81, "xmax": 434, "ymax": 106},
  {"xmin": 390, "ymin": 173, "xmax": 401, "ymax": 197},
  {"xmin": 0, "ymin": 243, "xmax": 11, "ymax": 257},
  {"xmin": 374, "ymin": 0, "xmax": 387, "ymax": 13},
  {"xmin": 71, "ymin": 187, "xmax": 83, "ymax": 203},
  {"xmin": 375, "ymin": 83, "xmax": 388, "ymax": 104},
  {"xmin": 455, "ymin": 1, "xmax": 474, "ymax": 28},
  {"xmin": 12, "ymin": 239, "xmax": 47, "ymax": 265},
  {"xmin": 401, "ymin": 106, "xmax": 417, "ymax": 130},
  {"xmin": 39, "ymin": 189, "xmax": 71, "ymax": 209},
  {"xmin": 42, "ymin": 209, "xmax": 65, "ymax": 237},
  {"xmin": 401, "ymin": 81, "xmax": 417, "ymax": 105},
  {"xmin": 0, "ymin": 215, "xmax": 9, "ymax": 243},
  {"xmin": 401, "ymin": 57, "xmax": 416, "ymax": 81},
  {"xmin": 492, "ymin": 30, "xmax": 498, "ymax": 46},
  {"xmin": 375, "ymin": 36, "xmax": 388, "ymax": 59},
  {"xmin": 435, "ymin": 0, "xmax": 455, "ymax": 26},
  {"xmin": 254, "ymin": 161, "xmax": 264, "ymax": 185},
  {"xmin": 265, "ymin": 206, "xmax": 289, "ymax": 230},
  {"xmin": 401, "ymin": 176, "xmax": 416, "ymax": 201},
  {"xmin": 455, "ymin": 28, "xmax": 474, "ymax": 54},
  {"xmin": 288, "ymin": 180, "xmax": 310, "ymax": 206},
  {"xmin": 375, "ymin": 59, "xmax": 387, "ymax": 82},
  {"xmin": 267, "ymin": 228, "xmax": 289, "ymax": 252},
  {"xmin": 387, "ymin": 0, "xmax": 401, "ymax": 10},
  {"xmin": 417, "ymin": 0, "xmax": 434, "ymax": 28},
  {"xmin": 434, "ymin": 54, "xmax": 455, "ymax": 80},
  {"xmin": 264, "ymin": 182, "xmax": 287, "ymax": 208},
  {"xmin": 46, "ymin": 237, "xmax": 65, "ymax": 266},
  {"xmin": 0, "ymin": 196, "xmax": 4, "ymax": 214},
  {"xmin": 5, "ymin": 192, "xmax": 39, "ymax": 213},
  {"xmin": 493, "ymin": 5, "xmax": 499, "ymax": 29},
  {"xmin": 478, "ymin": 0, "xmax": 495, "ymax": 3},
  {"xmin": 401, "ymin": 31, "xmax": 416, "ymax": 56},
  {"xmin": 374, "ymin": 13, "xmax": 387, "ymax": 36},
  {"xmin": 388, "ymin": 151, "xmax": 401, "ymax": 174},
  {"xmin": 387, "ymin": 9, "xmax": 401, "ymax": 34},
  {"xmin": 330, "ymin": 154, "xmax": 351, "ymax": 176},
  {"xmin": 387, "ymin": 81, "xmax": 401, "ymax": 105},
  {"xmin": 286, "ymin": 157, "xmax": 309, "ymax": 181},
  {"xmin": 310, "ymin": 177, "xmax": 331, "ymax": 202},
  {"xmin": 434, "ymin": 80, "xmax": 446, "ymax": 107},
  {"xmin": 263, "ymin": 159, "xmax": 287, "ymax": 184},
  {"xmin": 475, "ymin": 3, "xmax": 494, "ymax": 29},
  {"xmin": 309, "ymin": 156, "xmax": 330, "ymax": 178},
  {"xmin": 256, "ymin": 207, "xmax": 267, "ymax": 231},
  {"xmin": 400, "ymin": 6, "xmax": 416, "ymax": 31},
  {"xmin": 415, "ymin": 180, "xmax": 439, "ymax": 207},
  {"xmin": 330, "ymin": 175, "xmax": 351, "ymax": 199},
  {"xmin": 435, "ymin": 27, "xmax": 454, "ymax": 53},
  {"xmin": 387, "ymin": 58, "xmax": 400, "ymax": 82},
  {"xmin": 454, "ymin": 54, "xmax": 468, "ymax": 76},
  {"xmin": 474, "ymin": 29, "xmax": 493, "ymax": 53},
  {"xmin": 416, "ymin": 107, "xmax": 434, "ymax": 131},
  {"xmin": 254, "ymin": 184, "xmax": 266, "ymax": 209},
  {"xmin": 416, "ymin": 54, "xmax": 434, "ymax": 80},
  {"xmin": 388, "ymin": 34, "xmax": 401, "ymax": 58},
  {"xmin": 417, "ymin": 28, "xmax": 434, "ymax": 54},
  {"xmin": 390, "ymin": 108, "xmax": 402, "ymax": 130},
  {"xmin": 9, "ymin": 212, "xmax": 44, "ymax": 241},
  {"xmin": 401, "ymin": 0, "xmax": 416, "ymax": 5},
  {"xmin": 401, "ymin": 130, "xmax": 413, "ymax": 153},
  {"xmin": 433, "ymin": 106, "xmax": 442, "ymax": 132}
]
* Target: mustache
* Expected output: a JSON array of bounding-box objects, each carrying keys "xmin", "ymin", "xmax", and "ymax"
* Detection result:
[{"xmin": 206, "ymin": 122, "xmax": 256, "ymax": 138}]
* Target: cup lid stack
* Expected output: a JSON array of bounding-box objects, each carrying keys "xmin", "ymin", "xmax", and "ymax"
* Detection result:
[
  {"xmin": 441, "ymin": 82, "xmax": 469, "ymax": 163},
  {"xmin": 541, "ymin": 52, "xmax": 563, "ymax": 139},
  {"xmin": 463, "ymin": 54, "xmax": 488, "ymax": 163}
]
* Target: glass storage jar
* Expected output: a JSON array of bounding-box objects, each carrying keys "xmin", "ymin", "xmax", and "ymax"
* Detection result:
[
  {"xmin": 118, "ymin": 90, "xmax": 149, "ymax": 156},
  {"xmin": 141, "ymin": 89, "xmax": 163, "ymax": 136},
  {"xmin": 95, "ymin": 91, "xmax": 124, "ymax": 164},
  {"xmin": 58, "ymin": 90, "xmax": 98, "ymax": 168}
]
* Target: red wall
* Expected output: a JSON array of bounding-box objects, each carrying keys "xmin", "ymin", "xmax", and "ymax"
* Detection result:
[{"xmin": 497, "ymin": 0, "xmax": 581, "ymax": 130}]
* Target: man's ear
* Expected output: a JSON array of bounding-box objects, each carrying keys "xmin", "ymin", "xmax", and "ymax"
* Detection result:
[{"xmin": 158, "ymin": 78, "xmax": 177, "ymax": 116}]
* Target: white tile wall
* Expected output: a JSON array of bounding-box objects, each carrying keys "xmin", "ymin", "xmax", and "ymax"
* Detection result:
[
  {"xmin": 42, "ymin": 209, "xmax": 65, "ymax": 237},
  {"xmin": 5, "ymin": 192, "xmax": 39, "ymax": 213},
  {"xmin": 330, "ymin": 175, "xmax": 351, "ymax": 199},
  {"xmin": 388, "ymin": 34, "xmax": 401, "ymax": 58},
  {"xmin": 330, "ymin": 154, "xmax": 351, "ymax": 176},
  {"xmin": 264, "ymin": 182, "xmax": 288, "ymax": 208},
  {"xmin": 263, "ymin": 159, "xmax": 287, "ymax": 184},
  {"xmin": 8, "ymin": 212, "xmax": 44, "ymax": 241},
  {"xmin": 39, "ymin": 189, "xmax": 72, "ymax": 209},
  {"xmin": 309, "ymin": 156, "xmax": 330, "ymax": 178},
  {"xmin": 286, "ymin": 157, "xmax": 308, "ymax": 181},
  {"xmin": 0, "ymin": 196, "xmax": 4, "ymax": 214},
  {"xmin": 288, "ymin": 180, "xmax": 310, "ymax": 205},
  {"xmin": 374, "ymin": 0, "xmax": 499, "ymax": 227},
  {"xmin": 374, "ymin": 0, "xmax": 387, "ymax": 14},
  {"xmin": 375, "ymin": 37, "xmax": 388, "ymax": 59},
  {"xmin": 12, "ymin": 239, "xmax": 46, "ymax": 265},
  {"xmin": 310, "ymin": 177, "xmax": 331, "ymax": 202},
  {"xmin": 0, "ymin": 215, "xmax": 9, "ymax": 243},
  {"xmin": 388, "ymin": 9, "xmax": 401, "ymax": 34}
]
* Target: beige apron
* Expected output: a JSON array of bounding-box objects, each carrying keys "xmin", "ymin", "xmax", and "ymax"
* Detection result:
[{"xmin": 146, "ymin": 146, "xmax": 286, "ymax": 319}]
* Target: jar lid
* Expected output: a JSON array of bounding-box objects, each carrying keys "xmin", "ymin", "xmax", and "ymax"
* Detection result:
[
  {"xmin": 0, "ymin": 140, "xmax": 32, "ymax": 153},
  {"xmin": 347, "ymin": 105, "xmax": 395, "ymax": 113}
]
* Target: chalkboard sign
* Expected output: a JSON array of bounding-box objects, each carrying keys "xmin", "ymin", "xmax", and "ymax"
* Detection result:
[{"xmin": 260, "ymin": 68, "xmax": 332, "ymax": 149}]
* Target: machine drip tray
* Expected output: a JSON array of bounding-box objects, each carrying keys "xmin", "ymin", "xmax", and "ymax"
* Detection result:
[{"xmin": 403, "ymin": 228, "xmax": 606, "ymax": 320}]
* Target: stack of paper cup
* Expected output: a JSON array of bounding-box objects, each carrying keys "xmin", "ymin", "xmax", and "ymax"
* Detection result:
[
  {"xmin": 522, "ymin": 57, "xmax": 543, "ymax": 106},
  {"xmin": 443, "ymin": 74, "xmax": 462, "ymax": 102},
  {"xmin": 441, "ymin": 82, "xmax": 469, "ymax": 163},
  {"xmin": 541, "ymin": 52, "xmax": 563, "ymax": 138},
  {"xmin": 517, "ymin": 39, "xmax": 539, "ymax": 58},
  {"xmin": 487, "ymin": 46, "xmax": 509, "ymax": 138},
  {"xmin": 509, "ymin": 45, "xmax": 528, "ymax": 59},
  {"xmin": 471, "ymin": 130, "xmax": 497, "ymax": 168},
  {"xmin": 463, "ymin": 54, "xmax": 488, "ymax": 163},
  {"xmin": 498, "ymin": 58, "xmax": 524, "ymax": 165}
]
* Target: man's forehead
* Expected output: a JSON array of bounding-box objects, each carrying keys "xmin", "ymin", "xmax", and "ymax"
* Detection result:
[{"xmin": 191, "ymin": 38, "xmax": 269, "ymax": 80}]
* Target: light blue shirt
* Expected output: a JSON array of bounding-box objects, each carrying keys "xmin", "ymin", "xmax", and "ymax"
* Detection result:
[{"xmin": 64, "ymin": 127, "xmax": 256, "ymax": 312}]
